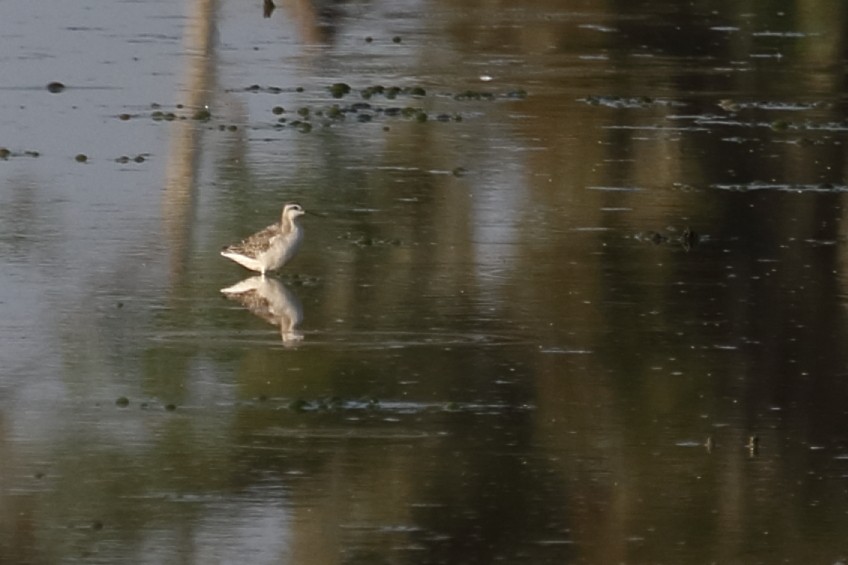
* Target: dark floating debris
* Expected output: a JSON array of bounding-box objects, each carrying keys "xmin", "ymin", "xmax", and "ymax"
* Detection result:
[
  {"xmin": 0, "ymin": 148, "xmax": 40, "ymax": 159},
  {"xmin": 392, "ymin": 35, "xmax": 402, "ymax": 43},
  {"xmin": 75, "ymin": 153, "xmax": 88, "ymax": 163},
  {"xmin": 270, "ymin": 396, "xmax": 526, "ymax": 414},
  {"xmin": 115, "ymin": 396, "xmax": 129, "ymax": 407},
  {"xmin": 341, "ymin": 232, "xmax": 404, "ymax": 248},
  {"xmin": 288, "ymin": 398, "xmax": 309, "ymax": 412},
  {"xmin": 635, "ymin": 226, "xmax": 700, "ymax": 251},
  {"xmin": 46, "ymin": 81, "xmax": 65, "ymax": 93},
  {"xmin": 242, "ymin": 84, "xmax": 285, "ymax": 94},
  {"xmin": 712, "ymin": 181, "xmax": 848, "ymax": 193},
  {"xmin": 579, "ymin": 95, "xmax": 684, "ymax": 108},
  {"xmin": 116, "ymin": 153, "xmax": 150, "ymax": 164},
  {"xmin": 719, "ymin": 99, "xmax": 826, "ymax": 112},
  {"xmin": 283, "ymin": 396, "xmax": 382, "ymax": 413},
  {"xmin": 455, "ymin": 90, "xmax": 496, "ymax": 101},
  {"xmin": 263, "ymin": 0, "xmax": 275, "ymax": 18}
]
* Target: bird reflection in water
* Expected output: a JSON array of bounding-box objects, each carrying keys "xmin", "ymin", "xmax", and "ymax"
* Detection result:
[{"xmin": 221, "ymin": 276, "xmax": 304, "ymax": 345}]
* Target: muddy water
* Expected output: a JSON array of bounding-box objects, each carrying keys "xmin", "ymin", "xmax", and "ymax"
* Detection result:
[{"xmin": 2, "ymin": 1, "xmax": 848, "ymax": 563}]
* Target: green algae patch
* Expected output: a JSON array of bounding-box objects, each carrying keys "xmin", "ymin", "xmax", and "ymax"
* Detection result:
[
  {"xmin": 192, "ymin": 108, "xmax": 212, "ymax": 121},
  {"xmin": 328, "ymin": 82, "xmax": 352, "ymax": 98}
]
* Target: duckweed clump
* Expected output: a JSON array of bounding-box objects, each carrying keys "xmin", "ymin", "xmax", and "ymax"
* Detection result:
[
  {"xmin": 234, "ymin": 82, "xmax": 527, "ymax": 133},
  {"xmin": 328, "ymin": 82, "xmax": 351, "ymax": 98},
  {"xmin": 192, "ymin": 108, "xmax": 212, "ymax": 121},
  {"xmin": 151, "ymin": 110, "xmax": 177, "ymax": 121}
]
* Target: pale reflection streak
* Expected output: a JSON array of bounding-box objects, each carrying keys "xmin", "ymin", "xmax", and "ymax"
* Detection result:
[
  {"xmin": 279, "ymin": 0, "xmax": 334, "ymax": 45},
  {"xmin": 221, "ymin": 276, "xmax": 304, "ymax": 345},
  {"xmin": 162, "ymin": 0, "xmax": 219, "ymax": 284}
]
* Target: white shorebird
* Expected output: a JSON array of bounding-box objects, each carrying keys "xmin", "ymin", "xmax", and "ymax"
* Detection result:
[{"xmin": 221, "ymin": 203, "xmax": 305, "ymax": 274}]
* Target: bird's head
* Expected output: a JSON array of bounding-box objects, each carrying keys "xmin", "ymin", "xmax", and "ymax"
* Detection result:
[{"xmin": 283, "ymin": 202, "xmax": 306, "ymax": 220}]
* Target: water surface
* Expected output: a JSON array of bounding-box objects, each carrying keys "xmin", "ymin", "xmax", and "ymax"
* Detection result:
[{"xmin": 2, "ymin": 1, "xmax": 848, "ymax": 563}]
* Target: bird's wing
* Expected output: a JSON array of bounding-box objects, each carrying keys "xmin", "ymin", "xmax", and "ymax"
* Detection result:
[{"xmin": 222, "ymin": 223, "xmax": 280, "ymax": 257}]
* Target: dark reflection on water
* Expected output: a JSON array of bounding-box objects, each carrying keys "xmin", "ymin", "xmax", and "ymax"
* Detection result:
[{"xmin": 2, "ymin": 0, "xmax": 848, "ymax": 563}]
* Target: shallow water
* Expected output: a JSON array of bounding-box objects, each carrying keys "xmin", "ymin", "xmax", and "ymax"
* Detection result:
[{"xmin": 2, "ymin": 0, "xmax": 848, "ymax": 563}]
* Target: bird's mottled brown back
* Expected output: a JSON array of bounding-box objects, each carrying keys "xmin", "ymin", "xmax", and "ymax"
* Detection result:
[{"xmin": 222, "ymin": 222, "xmax": 282, "ymax": 259}]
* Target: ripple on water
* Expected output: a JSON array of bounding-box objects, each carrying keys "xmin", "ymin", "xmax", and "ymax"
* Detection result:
[{"xmin": 151, "ymin": 329, "xmax": 530, "ymax": 350}]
